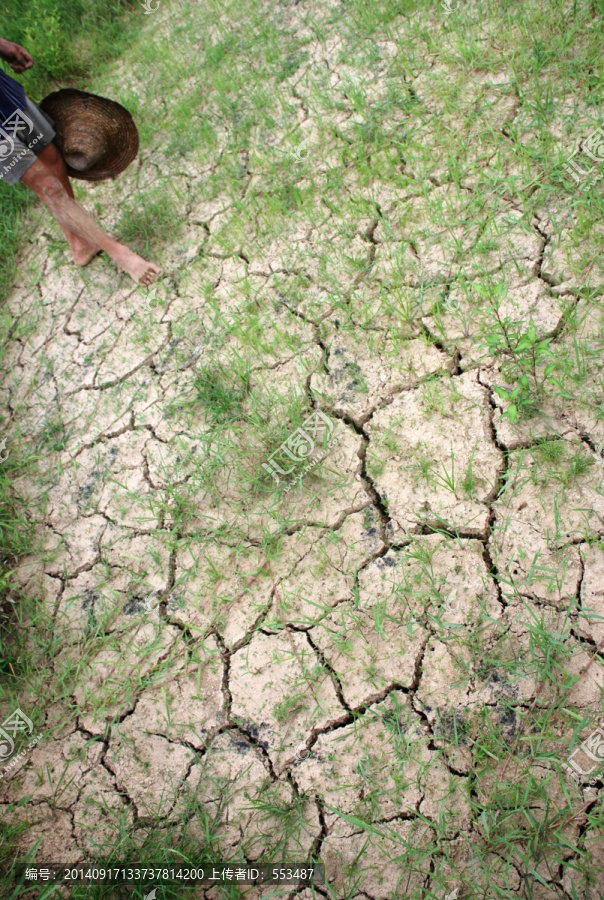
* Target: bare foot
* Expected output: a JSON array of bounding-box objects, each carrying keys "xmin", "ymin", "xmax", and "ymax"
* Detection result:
[
  {"xmin": 61, "ymin": 228, "xmax": 101, "ymax": 266},
  {"xmin": 138, "ymin": 262, "xmax": 162, "ymax": 286},
  {"xmin": 111, "ymin": 245, "xmax": 162, "ymax": 285},
  {"xmin": 71, "ymin": 241, "xmax": 102, "ymax": 266}
]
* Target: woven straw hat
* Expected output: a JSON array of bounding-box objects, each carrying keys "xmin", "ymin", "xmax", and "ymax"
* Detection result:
[{"xmin": 39, "ymin": 88, "xmax": 139, "ymax": 181}]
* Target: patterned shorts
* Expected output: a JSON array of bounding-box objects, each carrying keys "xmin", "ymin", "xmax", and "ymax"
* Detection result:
[{"xmin": 0, "ymin": 97, "xmax": 56, "ymax": 186}]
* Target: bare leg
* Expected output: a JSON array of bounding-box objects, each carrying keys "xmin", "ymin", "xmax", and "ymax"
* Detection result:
[
  {"xmin": 35, "ymin": 142, "xmax": 101, "ymax": 265},
  {"xmin": 21, "ymin": 152, "xmax": 162, "ymax": 286}
]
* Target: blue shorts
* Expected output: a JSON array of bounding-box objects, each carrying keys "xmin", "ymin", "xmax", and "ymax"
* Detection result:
[{"xmin": 0, "ymin": 97, "xmax": 56, "ymax": 186}]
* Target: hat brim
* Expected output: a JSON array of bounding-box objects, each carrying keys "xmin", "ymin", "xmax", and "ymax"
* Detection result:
[{"xmin": 39, "ymin": 89, "xmax": 139, "ymax": 182}]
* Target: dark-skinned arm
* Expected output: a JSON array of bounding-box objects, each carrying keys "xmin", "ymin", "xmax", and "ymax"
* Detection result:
[{"xmin": 0, "ymin": 37, "xmax": 33, "ymax": 73}]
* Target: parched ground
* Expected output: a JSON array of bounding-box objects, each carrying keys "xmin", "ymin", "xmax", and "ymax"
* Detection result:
[{"xmin": 2, "ymin": 0, "xmax": 604, "ymax": 897}]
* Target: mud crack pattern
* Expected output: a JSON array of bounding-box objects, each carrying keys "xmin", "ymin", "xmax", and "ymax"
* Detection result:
[{"xmin": 1, "ymin": 0, "xmax": 604, "ymax": 897}]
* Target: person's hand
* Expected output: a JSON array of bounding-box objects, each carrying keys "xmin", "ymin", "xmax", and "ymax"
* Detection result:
[{"xmin": 0, "ymin": 38, "xmax": 33, "ymax": 74}]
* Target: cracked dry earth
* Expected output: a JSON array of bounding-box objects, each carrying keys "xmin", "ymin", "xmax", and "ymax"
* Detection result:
[{"xmin": 2, "ymin": 0, "xmax": 604, "ymax": 897}]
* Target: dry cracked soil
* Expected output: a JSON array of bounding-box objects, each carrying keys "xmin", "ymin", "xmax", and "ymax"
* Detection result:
[{"xmin": 1, "ymin": 0, "xmax": 604, "ymax": 898}]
